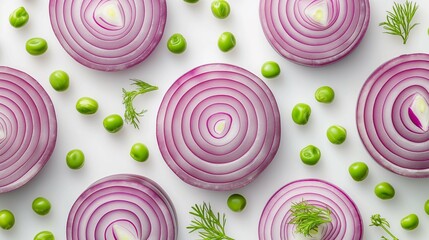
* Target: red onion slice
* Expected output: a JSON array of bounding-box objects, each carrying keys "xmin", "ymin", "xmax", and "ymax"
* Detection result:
[
  {"xmin": 260, "ymin": 0, "xmax": 370, "ymax": 66},
  {"xmin": 157, "ymin": 63, "xmax": 281, "ymax": 191},
  {"xmin": 67, "ymin": 174, "xmax": 177, "ymax": 240},
  {"xmin": 0, "ymin": 67, "xmax": 57, "ymax": 193},
  {"xmin": 357, "ymin": 54, "xmax": 429, "ymax": 177},
  {"xmin": 49, "ymin": 0, "xmax": 167, "ymax": 71},
  {"xmin": 259, "ymin": 179, "xmax": 363, "ymax": 240}
]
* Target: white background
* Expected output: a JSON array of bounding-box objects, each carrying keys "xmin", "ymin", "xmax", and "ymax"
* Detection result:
[{"xmin": 1, "ymin": 0, "xmax": 429, "ymax": 239}]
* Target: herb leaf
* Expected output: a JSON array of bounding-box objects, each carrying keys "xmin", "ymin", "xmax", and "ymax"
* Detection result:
[
  {"xmin": 370, "ymin": 214, "xmax": 399, "ymax": 240},
  {"xmin": 288, "ymin": 199, "xmax": 332, "ymax": 237}
]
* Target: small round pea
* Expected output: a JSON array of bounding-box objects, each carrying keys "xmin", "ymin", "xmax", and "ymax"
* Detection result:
[
  {"xmin": 299, "ymin": 145, "xmax": 321, "ymax": 165},
  {"xmin": 26, "ymin": 37, "xmax": 48, "ymax": 56},
  {"xmin": 66, "ymin": 149, "xmax": 85, "ymax": 170},
  {"xmin": 34, "ymin": 231, "xmax": 55, "ymax": 240},
  {"xmin": 348, "ymin": 162, "xmax": 369, "ymax": 181},
  {"xmin": 130, "ymin": 143, "xmax": 149, "ymax": 162},
  {"xmin": 261, "ymin": 61, "xmax": 280, "ymax": 78},
  {"xmin": 227, "ymin": 194, "xmax": 246, "ymax": 212},
  {"xmin": 0, "ymin": 209, "xmax": 15, "ymax": 230},
  {"xmin": 218, "ymin": 32, "xmax": 236, "ymax": 52},
  {"xmin": 32, "ymin": 197, "xmax": 51, "ymax": 216},
  {"xmin": 374, "ymin": 182, "xmax": 395, "ymax": 200},
  {"xmin": 9, "ymin": 6, "xmax": 29, "ymax": 28},
  {"xmin": 76, "ymin": 97, "xmax": 98, "ymax": 115},
  {"xmin": 211, "ymin": 0, "xmax": 230, "ymax": 19},
  {"xmin": 424, "ymin": 200, "xmax": 429, "ymax": 215},
  {"xmin": 167, "ymin": 33, "xmax": 187, "ymax": 54},
  {"xmin": 184, "ymin": 0, "xmax": 199, "ymax": 3},
  {"xmin": 315, "ymin": 86, "xmax": 335, "ymax": 103},
  {"xmin": 401, "ymin": 213, "xmax": 419, "ymax": 230},
  {"xmin": 326, "ymin": 125, "xmax": 347, "ymax": 144},
  {"xmin": 49, "ymin": 70, "xmax": 69, "ymax": 91},
  {"xmin": 103, "ymin": 114, "xmax": 124, "ymax": 133},
  {"xmin": 292, "ymin": 103, "xmax": 311, "ymax": 125}
]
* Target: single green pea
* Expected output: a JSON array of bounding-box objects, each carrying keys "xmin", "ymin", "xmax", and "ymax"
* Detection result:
[
  {"xmin": 292, "ymin": 103, "xmax": 311, "ymax": 125},
  {"xmin": 103, "ymin": 114, "xmax": 124, "ymax": 133},
  {"xmin": 211, "ymin": 0, "xmax": 230, "ymax": 19},
  {"xmin": 218, "ymin": 32, "xmax": 236, "ymax": 52},
  {"xmin": 227, "ymin": 194, "xmax": 246, "ymax": 212},
  {"xmin": 9, "ymin": 6, "xmax": 29, "ymax": 28},
  {"xmin": 299, "ymin": 145, "xmax": 321, "ymax": 165},
  {"xmin": 326, "ymin": 125, "xmax": 347, "ymax": 144},
  {"xmin": 0, "ymin": 209, "xmax": 15, "ymax": 230},
  {"xmin": 66, "ymin": 149, "xmax": 85, "ymax": 170},
  {"xmin": 49, "ymin": 70, "xmax": 69, "ymax": 92},
  {"xmin": 374, "ymin": 182, "xmax": 395, "ymax": 200},
  {"xmin": 184, "ymin": 0, "xmax": 199, "ymax": 3},
  {"xmin": 401, "ymin": 213, "xmax": 419, "ymax": 230},
  {"xmin": 424, "ymin": 200, "xmax": 429, "ymax": 215},
  {"xmin": 26, "ymin": 37, "xmax": 48, "ymax": 56},
  {"xmin": 130, "ymin": 143, "xmax": 149, "ymax": 162},
  {"xmin": 32, "ymin": 197, "xmax": 51, "ymax": 216},
  {"xmin": 34, "ymin": 231, "xmax": 55, "ymax": 240},
  {"xmin": 76, "ymin": 97, "xmax": 98, "ymax": 115},
  {"xmin": 348, "ymin": 162, "xmax": 369, "ymax": 181},
  {"xmin": 261, "ymin": 61, "xmax": 281, "ymax": 78},
  {"xmin": 167, "ymin": 33, "xmax": 187, "ymax": 54},
  {"xmin": 315, "ymin": 86, "xmax": 335, "ymax": 103}
]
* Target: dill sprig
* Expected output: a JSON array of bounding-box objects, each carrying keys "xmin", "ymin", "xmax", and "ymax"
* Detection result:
[
  {"xmin": 288, "ymin": 200, "xmax": 332, "ymax": 237},
  {"xmin": 187, "ymin": 202, "xmax": 234, "ymax": 240},
  {"xmin": 122, "ymin": 79, "xmax": 158, "ymax": 129},
  {"xmin": 370, "ymin": 214, "xmax": 399, "ymax": 240},
  {"xmin": 379, "ymin": 0, "xmax": 419, "ymax": 44}
]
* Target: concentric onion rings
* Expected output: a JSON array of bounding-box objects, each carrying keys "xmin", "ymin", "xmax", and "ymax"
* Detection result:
[
  {"xmin": 49, "ymin": 0, "xmax": 167, "ymax": 71},
  {"xmin": 0, "ymin": 66, "xmax": 57, "ymax": 193},
  {"xmin": 357, "ymin": 53, "xmax": 429, "ymax": 177},
  {"xmin": 67, "ymin": 174, "xmax": 177, "ymax": 240},
  {"xmin": 157, "ymin": 63, "xmax": 281, "ymax": 191},
  {"xmin": 260, "ymin": 0, "xmax": 370, "ymax": 66}
]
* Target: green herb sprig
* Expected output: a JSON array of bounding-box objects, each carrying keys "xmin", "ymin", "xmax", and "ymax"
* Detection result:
[
  {"xmin": 370, "ymin": 214, "xmax": 399, "ymax": 240},
  {"xmin": 288, "ymin": 200, "xmax": 332, "ymax": 237},
  {"xmin": 122, "ymin": 79, "xmax": 158, "ymax": 129},
  {"xmin": 187, "ymin": 202, "xmax": 234, "ymax": 240},
  {"xmin": 379, "ymin": 0, "xmax": 419, "ymax": 44}
]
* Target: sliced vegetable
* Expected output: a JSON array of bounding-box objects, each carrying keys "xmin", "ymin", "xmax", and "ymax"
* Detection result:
[
  {"xmin": 292, "ymin": 103, "xmax": 311, "ymax": 125},
  {"xmin": 34, "ymin": 231, "xmax": 55, "ymax": 240},
  {"xmin": 401, "ymin": 213, "xmax": 419, "ymax": 230},
  {"xmin": 211, "ymin": 0, "xmax": 230, "ymax": 19},
  {"xmin": 157, "ymin": 63, "xmax": 281, "ymax": 190},
  {"xmin": 218, "ymin": 32, "xmax": 236, "ymax": 52},
  {"xmin": 315, "ymin": 86, "xmax": 335, "ymax": 103},
  {"xmin": 0, "ymin": 210, "xmax": 15, "ymax": 230},
  {"xmin": 9, "ymin": 7, "xmax": 29, "ymax": 28},
  {"xmin": 326, "ymin": 125, "xmax": 347, "ymax": 144},
  {"xmin": 32, "ymin": 197, "xmax": 51, "ymax": 216},
  {"xmin": 370, "ymin": 214, "xmax": 398, "ymax": 240},
  {"xmin": 103, "ymin": 114, "xmax": 124, "ymax": 133},
  {"xmin": 167, "ymin": 33, "xmax": 187, "ymax": 54},
  {"xmin": 261, "ymin": 61, "xmax": 280, "ymax": 78},
  {"xmin": 67, "ymin": 174, "xmax": 177, "ymax": 239},
  {"xmin": 49, "ymin": 0, "xmax": 167, "ymax": 71},
  {"xmin": 49, "ymin": 70, "xmax": 69, "ymax": 92},
  {"xmin": 374, "ymin": 182, "xmax": 395, "ymax": 200},
  {"xmin": 130, "ymin": 143, "xmax": 149, "ymax": 162},
  {"xmin": 379, "ymin": 1, "xmax": 418, "ymax": 44},
  {"xmin": 76, "ymin": 97, "xmax": 98, "ymax": 115},
  {"xmin": 289, "ymin": 200, "xmax": 331, "ymax": 237},
  {"xmin": 299, "ymin": 145, "xmax": 321, "ymax": 165},
  {"xmin": 66, "ymin": 149, "xmax": 85, "ymax": 170},
  {"xmin": 348, "ymin": 162, "xmax": 369, "ymax": 181},
  {"xmin": 227, "ymin": 194, "xmax": 246, "ymax": 212},
  {"xmin": 26, "ymin": 38, "xmax": 48, "ymax": 56}
]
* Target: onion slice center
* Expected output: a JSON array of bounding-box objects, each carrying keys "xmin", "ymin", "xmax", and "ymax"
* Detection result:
[
  {"xmin": 112, "ymin": 224, "xmax": 137, "ymax": 240},
  {"xmin": 408, "ymin": 93, "xmax": 429, "ymax": 132},
  {"xmin": 304, "ymin": 0, "xmax": 329, "ymax": 27},
  {"xmin": 94, "ymin": 0, "xmax": 125, "ymax": 29}
]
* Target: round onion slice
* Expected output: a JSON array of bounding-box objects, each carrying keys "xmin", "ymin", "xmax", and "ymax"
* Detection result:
[
  {"xmin": 49, "ymin": 0, "xmax": 167, "ymax": 71},
  {"xmin": 67, "ymin": 174, "xmax": 177, "ymax": 240},
  {"xmin": 259, "ymin": 179, "xmax": 363, "ymax": 240},
  {"xmin": 357, "ymin": 53, "xmax": 429, "ymax": 177},
  {"xmin": 0, "ymin": 67, "xmax": 57, "ymax": 193},
  {"xmin": 157, "ymin": 63, "xmax": 281, "ymax": 191},
  {"xmin": 260, "ymin": 0, "xmax": 370, "ymax": 66}
]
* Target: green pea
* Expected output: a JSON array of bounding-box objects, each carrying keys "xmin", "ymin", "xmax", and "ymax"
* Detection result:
[
  {"xmin": 32, "ymin": 197, "xmax": 51, "ymax": 216},
  {"xmin": 326, "ymin": 125, "xmax": 346, "ymax": 144},
  {"xmin": 315, "ymin": 86, "xmax": 335, "ymax": 103},
  {"xmin": 348, "ymin": 162, "xmax": 369, "ymax": 181},
  {"xmin": 211, "ymin": 0, "xmax": 230, "ymax": 19},
  {"xmin": 0, "ymin": 209, "xmax": 15, "ymax": 230},
  {"xmin": 218, "ymin": 32, "xmax": 236, "ymax": 52},
  {"xmin": 130, "ymin": 143, "xmax": 149, "ymax": 162},
  {"xmin": 401, "ymin": 213, "xmax": 419, "ymax": 230},
  {"xmin": 184, "ymin": 0, "xmax": 199, "ymax": 3},
  {"xmin": 9, "ymin": 6, "xmax": 29, "ymax": 28},
  {"xmin": 76, "ymin": 97, "xmax": 98, "ymax": 115},
  {"xmin": 49, "ymin": 70, "xmax": 69, "ymax": 92},
  {"xmin": 167, "ymin": 33, "xmax": 187, "ymax": 54},
  {"xmin": 374, "ymin": 182, "xmax": 395, "ymax": 200},
  {"xmin": 227, "ymin": 194, "xmax": 246, "ymax": 212},
  {"xmin": 66, "ymin": 149, "xmax": 85, "ymax": 170},
  {"xmin": 261, "ymin": 61, "xmax": 281, "ymax": 78},
  {"xmin": 424, "ymin": 200, "xmax": 429, "ymax": 215},
  {"xmin": 292, "ymin": 103, "xmax": 311, "ymax": 125},
  {"xmin": 299, "ymin": 145, "xmax": 321, "ymax": 165},
  {"xmin": 34, "ymin": 231, "xmax": 55, "ymax": 240},
  {"xmin": 26, "ymin": 37, "xmax": 48, "ymax": 56},
  {"xmin": 103, "ymin": 114, "xmax": 124, "ymax": 133}
]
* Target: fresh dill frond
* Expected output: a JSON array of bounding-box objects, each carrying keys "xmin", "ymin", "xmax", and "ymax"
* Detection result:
[
  {"xmin": 288, "ymin": 199, "xmax": 332, "ymax": 237},
  {"xmin": 379, "ymin": 0, "xmax": 419, "ymax": 44},
  {"xmin": 187, "ymin": 202, "xmax": 234, "ymax": 240},
  {"xmin": 370, "ymin": 214, "xmax": 399, "ymax": 240},
  {"xmin": 122, "ymin": 79, "xmax": 158, "ymax": 129}
]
